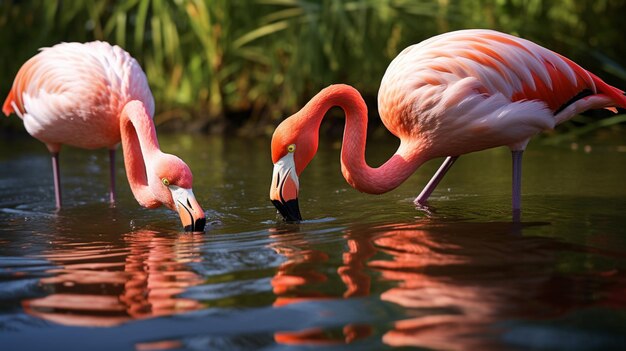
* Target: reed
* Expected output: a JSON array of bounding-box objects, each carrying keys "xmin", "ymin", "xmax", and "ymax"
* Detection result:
[{"xmin": 0, "ymin": 0, "xmax": 624, "ymax": 136}]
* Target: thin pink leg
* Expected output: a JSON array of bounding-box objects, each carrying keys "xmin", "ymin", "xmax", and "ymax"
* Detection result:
[
  {"xmin": 512, "ymin": 150, "xmax": 523, "ymax": 222},
  {"xmin": 109, "ymin": 149, "xmax": 116, "ymax": 204},
  {"xmin": 51, "ymin": 152, "xmax": 62, "ymax": 209},
  {"xmin": 414, "ymin": 156, "xmax": 458, "ymax": 205}
]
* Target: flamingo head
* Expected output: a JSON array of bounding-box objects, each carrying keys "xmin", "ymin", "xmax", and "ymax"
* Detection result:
[
  {"xmin": 269, "ymin": 111, "xmax": 320, "ymax": 222},
  {"xmin": 149, "ymin": 153, "xmax": 206, "ymax": 232}
]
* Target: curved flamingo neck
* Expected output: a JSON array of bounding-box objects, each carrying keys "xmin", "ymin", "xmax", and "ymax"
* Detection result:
[
  {"xmin": 119, "ymin": 100, "xmax": 161, "ymax": 208},
  {"xmin": 304, "ymin": 85, "xmax": 425, "ymax": 194}
]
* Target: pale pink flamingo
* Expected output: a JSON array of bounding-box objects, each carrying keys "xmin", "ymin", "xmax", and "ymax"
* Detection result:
[
  {"xmin": 269, "ymin": 29, "xmax": 626, "ymax": 221},
  {"xmin": 3, "ymin": 41, "xmax": 206, "ymax": 231}
]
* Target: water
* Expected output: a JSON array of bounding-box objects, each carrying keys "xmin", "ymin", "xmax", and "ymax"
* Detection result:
[{"xmin": 1, "ymin": 133, "xmax": 626, "ymax": 351}]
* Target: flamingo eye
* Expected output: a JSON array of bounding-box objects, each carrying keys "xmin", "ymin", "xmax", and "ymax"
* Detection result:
[
  {"xmin": 287, "ymin": 144, "xmax": 296, "ymax": 153},
  {"xmin": 162, "ymin": 178, "xmax": 170, "ymax": 186}
]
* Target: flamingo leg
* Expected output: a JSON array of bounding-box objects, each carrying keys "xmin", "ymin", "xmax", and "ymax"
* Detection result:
[
  {"xmin": 512, "ymin": 150, "xmax": 523, "ymax": 222},
  {"xmin": 414, "ymin": 156, "xmax": 458, "ymax": 205},
  {"xmin": 51, "ymin": 152, "xmax": 62, "ymax": 209},
  {"xmin": 109, "ymin": 149, "xmax": 117, "ymax": 204}
]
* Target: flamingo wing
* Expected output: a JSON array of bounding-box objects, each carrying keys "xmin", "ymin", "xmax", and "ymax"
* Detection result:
[{"xmin": 4, "ymin": 43, "xmax": 106, "ymax": 120}]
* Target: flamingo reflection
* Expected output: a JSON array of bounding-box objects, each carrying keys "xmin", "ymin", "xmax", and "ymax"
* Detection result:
[
  {"xmin": 268, "ymin": 221, "xmax": 577, "ymax": 349},
  {"xmin": 22, "ymin": 230, "xmax": 204, "ymax": 327},
  {"xmin": 371, "ymin": 222, "xmax": 534, "ymax": 350},
  {"xmin": 268, "ymin": 226, "xmax": 377, "ymax": 345}
]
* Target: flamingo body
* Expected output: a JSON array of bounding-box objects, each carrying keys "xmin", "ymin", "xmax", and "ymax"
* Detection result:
[
  {"xmin": 3, "ymin": 41, "xmax": 154, "ymax": 151},
  {"xmin": 3, "ymin": 41, "xmax": 205, "ymax": 231},
  {"xmin": 378, "ymin": 29, "xmax": 624, "ymax": 156},
  {"xmin": 269, "ymin": 29, "xmax": 626, "ymax": 221}
]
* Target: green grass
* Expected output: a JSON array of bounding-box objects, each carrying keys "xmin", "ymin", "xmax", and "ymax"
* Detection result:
[{"xmin": 1, "ymin": 0, "xmax": 624, "ymax": 136}]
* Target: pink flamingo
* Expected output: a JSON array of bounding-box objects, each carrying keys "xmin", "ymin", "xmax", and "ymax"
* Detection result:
[
  {"xmin": 3, "ymin": 41, "xmax": 206, "ymax": 231},
  {"xmin": 269, "ymin": 29, "xmax": 626, "ymax": 221}
]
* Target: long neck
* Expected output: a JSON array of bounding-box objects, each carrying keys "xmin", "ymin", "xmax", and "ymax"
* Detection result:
[
  {"xmin": 119, "ymin": 100, "xmax": 161, "ymax": 208},
  {"xmin": 306, "ymin": 85, "xmax": 426, "ymax": 194}
]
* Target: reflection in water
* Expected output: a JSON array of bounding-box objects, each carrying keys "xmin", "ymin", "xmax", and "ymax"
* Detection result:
[
  {"xmin": 269, "ymin": 226, "xmax": 375, "ymax": 345},
  {"xmin": 22, "ymin": 230, "xmax": 205, "ymax": 327},
  {"xmin": 370, "ymin": 222, "xmax": 529, "ymax": 350},
  {"xmin": 267, "ymin": 221, "xmax": 625, "ymax": 350},
  {"xmin": 8, "ymin": 220, "xmax": 625, "ymax": 350}
]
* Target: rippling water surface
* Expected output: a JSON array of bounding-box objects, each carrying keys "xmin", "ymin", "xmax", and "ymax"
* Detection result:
[{"xmin": 1, "ymin": 134, "xmax": 626, "ymax": 351}]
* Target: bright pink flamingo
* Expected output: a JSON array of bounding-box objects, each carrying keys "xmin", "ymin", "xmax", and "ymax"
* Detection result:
[
  {"xmin": 3, "ymin": 41, "xmax": 206, "ymax": 231},
  {"xmin": 269, "ymin": 29, "xmax": 626, "ymax": 221}
]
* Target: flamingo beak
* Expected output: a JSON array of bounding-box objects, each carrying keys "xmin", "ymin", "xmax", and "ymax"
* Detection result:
[
  {"xmin": 270, "ymin": 153, "xmax": 302, "ymax": 222},
  {"xmin": 170, "ymin": 186, "xmax": 206, "ymax": 232}
]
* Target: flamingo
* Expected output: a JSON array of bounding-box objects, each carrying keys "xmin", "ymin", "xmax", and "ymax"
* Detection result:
[
  {"xmin": 269, "ymin": 29, "xmax": 626, "ymax": 222},
  {"xmin": 3, "ymin": 41, "xmax": 206, "ymax": 231}
]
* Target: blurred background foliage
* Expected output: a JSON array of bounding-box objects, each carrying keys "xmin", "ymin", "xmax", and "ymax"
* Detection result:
[{"xmin": 0, "ymin": 0, "xmax": 625, "ymax": 137}]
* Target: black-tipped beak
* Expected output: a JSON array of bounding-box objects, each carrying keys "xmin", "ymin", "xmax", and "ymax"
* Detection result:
[
  {"xmin": 171, "ymin": 187, "xmax": 206, "ymax": 232},
  {"xmin": 272, "ymin": 199, "xmax": 302, "ymax": 222},
  {"xmin": 270, "ymin": 153, "xmax": 301, "ymax": 222},
  {"xmin": 184, "ymin": 216, "xmax": 206, "ymax": 232}
]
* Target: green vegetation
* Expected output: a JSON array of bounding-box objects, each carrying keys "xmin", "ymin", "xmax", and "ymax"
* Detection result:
[{"xmin": 1, "ymin": 0, "xmax": 624, "ymax": 136}]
